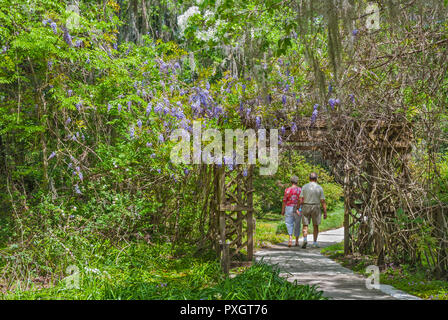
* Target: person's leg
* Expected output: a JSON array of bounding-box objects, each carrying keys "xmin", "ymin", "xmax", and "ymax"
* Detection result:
[
  {"xmin": 311, "ymin": 205, "xmax": 321, "ymax": 247},
  {"xmin": 294, "ymin": 211, "xmax": 301, "ymax": 246},
  {"xmin": 284, "ymin": 207, "xmax": 294, "ymax": 246},
  {"xmin": 313, "ymin": 224, "xmax": 319, "ymax": 242},
  {"xmin": 301, "ymin": 206, "xmax": 310, "ymax": 248}
]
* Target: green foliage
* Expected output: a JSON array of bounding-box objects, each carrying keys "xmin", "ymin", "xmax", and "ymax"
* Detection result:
[
  {"xmin": 2, "ymin": 243, "xmax": 325, "ymax": 300},
  {"xmin": 437, "ymin": 154, "xmax": 448, "ymax": 203}
]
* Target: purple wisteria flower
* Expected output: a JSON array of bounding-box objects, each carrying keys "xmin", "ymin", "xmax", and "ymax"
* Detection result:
[
  {"xmin": 255, "ymin": 116, "xmax": 262, "ymax": 129},
  {"xmin": 129, "ymin": 127, "xmax": 135, "ymax": 139},
  {"xmin": 127, "ymin": 100, "xmax": 132, "ymax": 112},
  {"xmin": 78, "ymin": 171, "xmax": 83, "ymax": 181},
  {"xmin": 75, "ymin": 102, "xmax": 82, "ymax": 111},
  {"xmin": 242, "ymin": 168, "xmax": 248, "ymax": 177},
  {"xmin": 245, "ymin": 108, "xmax": 251, "ymax": 119},
  {"xmin": 238, "ymin": 101, "xmax": 244, "ymax": 113},
  {"xmin": 75, "ymin": 184, "xmax": 82, "ymax": 194},
  {"xmin": 191, "ymin": 100, "xmax": 201, "ymax": 115},
  {"xmin": 311, "ymin": 104, "xmax": 319, "ymax": 123},
  {"xmin": 150, "ymin": 153, "xmax": 156, "ymax": 158},
  {"xmin": 223, "ymin": 155, "xmax": 233, "ymax": 171},
  {"xmin": 137, "ymin": 119, "xmax": 142, "ymax": 129},
  {"xmin": 67, "ymin": 89, "xmax": 73, "ymax": 97},
  {"xmin": 291, "ymin": 122, "xmax": 297, "ymax": 134},
  {"xmin": 74, "ymin": 39, "xmax": 83, "ymax": 48},
  {"xmin": 282, "ymin": 95, "xmax": 287, "ymax": 105},
  {"xmin": 184, "ymin": 168, "xmax": 189, "ymax": 175},
  {"xmin": 146, "ymin": 142, "xmax": 153, "ymax": 147},
  {"xmin": 158, "ymin": 134, "xmax": 164, "ymax": 143},
  {"xmin": 154, "ymin": 103, "xmax": 163, "ymax": 114},
  {"xmin": 107, "ymin": 103, "xmax": 112, "ymax": 112},
  {"xmin": 48, "ymin": 151, "xmax": 56, "ymax": 160},
  {"xmin": 50, "ymin": 22, "xmax": 57, "ymax": 34},
  {"xmin": 117, "ymin": 103, "xmax": 122, "ymax": 113},
  {"xmin": 281, "ymin": 126, "xmax": 286, "ymax": 135},
  {"xmin": 47, "ymin": 60, "xmax": 53, "ymax": 70},
  {"xmin": 63, "ymin": 27, "xmax": 72, "ymax": 46},
  {"xmin": 349, "ymin": 94, "xmax": 355, "ymax": 103},
  {"xmin": 213, "ymin": 105, "xmax": 223, "ymax": 118},
  {"xmin": 352, "ymin": 29, "xmax": 359, "ymax": 36}
]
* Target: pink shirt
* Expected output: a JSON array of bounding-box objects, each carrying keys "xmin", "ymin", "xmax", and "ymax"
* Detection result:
[{"xmin": 283, "ymin": 186, "xmax": 301, "ymax": 207}]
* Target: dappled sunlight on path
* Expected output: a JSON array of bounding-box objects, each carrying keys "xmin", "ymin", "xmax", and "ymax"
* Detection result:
[{"xmin": 255, "ymin": 228, "xmax": 420, "ymax": 300}]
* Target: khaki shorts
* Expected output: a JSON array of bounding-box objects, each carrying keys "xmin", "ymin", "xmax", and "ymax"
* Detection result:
[{"xmin": 302, "ymin": 204, "xmax": 321, "ymax": 226}]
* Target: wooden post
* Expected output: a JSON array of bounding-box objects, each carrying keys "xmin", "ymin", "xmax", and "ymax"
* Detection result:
[
  {"xmin": 218, "ymin": 166, "xmax": 229, "ymax": 274},
  {"xmin": 343, "ymin": 162, "xmax": 350, "ymax": 256},
  {"xmin": 222, "ymin": 240, "xmax": 230, "ymax": 275},
  {"xmin": 246, "ymin": 165, "xmax": 254, "ymax": 262}
]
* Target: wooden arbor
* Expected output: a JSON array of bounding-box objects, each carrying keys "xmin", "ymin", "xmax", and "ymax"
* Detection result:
[
  {"xmin": 210, "ymin": 164, "xmax": 254, "ymax": 274},
  {"xmin": 286, "ymin": 117, "xmax": 413, "ymax": 261},
  {"xmin": 210, "ymin": 116, "xmax": 413, "ymax": 273}
]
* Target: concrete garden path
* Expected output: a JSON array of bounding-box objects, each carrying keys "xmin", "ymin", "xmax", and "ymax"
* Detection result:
[{"xmin": 254, "ymin": 227, "xmax": 421, "ymax": 300}]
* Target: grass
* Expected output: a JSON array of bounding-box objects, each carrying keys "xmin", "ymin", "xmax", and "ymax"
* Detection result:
[
  {"xmin": 0, "ymin": 240, "xmax": 325, "ymax": 300},
  {"xmin": 255, "ymin": 204, "xmax": 344, "ymax": 248},
  {"xmin": 0, "ymin": 205, "xmax": 343, "ymax": 300},
  {"xmin": 321, "ymin": 241, "xmax": 448, "ymax": 300}
]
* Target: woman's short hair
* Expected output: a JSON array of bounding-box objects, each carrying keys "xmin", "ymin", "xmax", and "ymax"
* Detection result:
[{"xmin": 290, "ymin": 175, "xmax": 299, "ymax": 184}]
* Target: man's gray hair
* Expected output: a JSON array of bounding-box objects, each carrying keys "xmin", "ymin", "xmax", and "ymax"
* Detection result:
[
  {"xmin": 290, "ymin": 175, "xmax": 299, "ymax": 184},
  {"xmin": 309, "ymin": 172, "xmax": 318, "ymax": 181}
]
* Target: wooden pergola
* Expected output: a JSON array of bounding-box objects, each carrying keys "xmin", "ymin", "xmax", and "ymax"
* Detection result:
[{"xmin": 211, "ymin": 116, "xmax": 413, "ymax": 273}]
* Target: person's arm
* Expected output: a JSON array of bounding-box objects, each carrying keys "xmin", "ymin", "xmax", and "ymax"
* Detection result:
[
  {"xmin": 321, "ymin": 199, "xmax": 327, "ymax": 219},
  {"xmin": 297, "ymin": 189, "xmax": 303, "ymax": 215},
  {"xmin": 320, "ymin": 188, "xmax": 327, "ymax": 219},
  {"xmin": 281, "ymin": 189, "xmax": 287, "ymax": 215}
]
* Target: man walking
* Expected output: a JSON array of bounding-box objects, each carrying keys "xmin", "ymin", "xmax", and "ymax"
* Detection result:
[
  {"xmin": 299, "ymin": 172, "xmax": 327, "ymax": 248},
  {"xmin": 281, "ymin": 175, "xmax": 302, "ymax": 247}
]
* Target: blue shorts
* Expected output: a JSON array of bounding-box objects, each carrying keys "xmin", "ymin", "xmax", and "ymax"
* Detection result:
[{"xmin": 284, "ymin": 206, "xmax": 301, "ymax": 237}]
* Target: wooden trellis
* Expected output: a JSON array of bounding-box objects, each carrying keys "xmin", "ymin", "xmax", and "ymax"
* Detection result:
[
  {"xmin": 286, "ymin": 117, "xmax": 413, "ymax": 260},
  {"xmin": 210, "ymin": 116, "xmax": 412, "ymax": 273},
  {"xmin": 210, "ymin": 164, "xmax": 254, "ymax": 274}
]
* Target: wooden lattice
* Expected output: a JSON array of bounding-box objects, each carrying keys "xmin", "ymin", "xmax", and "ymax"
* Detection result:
[{"xmin": 210, "ymin": 164, "xmax": 254, "ymax": 273}]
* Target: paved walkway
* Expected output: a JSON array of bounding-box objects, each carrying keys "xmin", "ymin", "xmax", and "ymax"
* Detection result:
[{"xmin": 254, "ymin": 227, "xmax": 420, "ymax": 300}]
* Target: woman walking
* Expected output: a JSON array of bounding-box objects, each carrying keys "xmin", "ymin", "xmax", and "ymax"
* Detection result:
[{"xmin": 281, "ymin": 175, "xmax": 302, "ymax": 247}]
